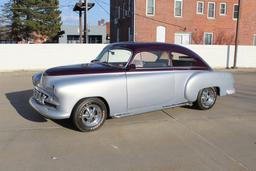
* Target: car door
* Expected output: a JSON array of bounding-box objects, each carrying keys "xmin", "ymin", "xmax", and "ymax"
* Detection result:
[{"xmin": 126, "ymin": 50, "xmax": 175, "ymax": 113}]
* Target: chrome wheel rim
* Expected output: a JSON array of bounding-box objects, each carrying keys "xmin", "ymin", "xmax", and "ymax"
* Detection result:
[
  {"xmin": 201, "ymin": 88, "xmax": 216, "ymax": 108},
  {"xmin": 80, "ymin": 104, "xmax": 103, "ymax": 127}
]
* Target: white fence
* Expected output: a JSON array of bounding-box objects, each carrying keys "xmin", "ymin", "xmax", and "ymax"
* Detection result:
[
  {"xmin": 0, "ymin": 44, "xmax": 107, "ymax": 71},
  {"xmin": 185, "ymin": 45, "xmax": 256, "ymax": 68},
  {"xmin": 0, "ymin": 44, "xmax": 255, "ymax": 71}
]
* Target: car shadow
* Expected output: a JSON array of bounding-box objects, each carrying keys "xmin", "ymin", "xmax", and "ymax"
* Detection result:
[
  {"xmin": 6, "ymin": 90, "xmax": 47, "ymax": 122},
  {"xmin": 181, "ymin": 105, "xmax": 198, "ymax": 110},
  {"xmin": 5, "ymin": 90, "xmax": 76, "ymax": 131}
]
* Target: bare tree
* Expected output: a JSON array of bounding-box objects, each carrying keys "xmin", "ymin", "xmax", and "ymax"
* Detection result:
[
  {"xmin": 214, "ymin": 31, "xmax": 236, "ymax": 45},
  {"xmin": 192, "ymin": 29, "xmax": 204, "ymax": 44}
]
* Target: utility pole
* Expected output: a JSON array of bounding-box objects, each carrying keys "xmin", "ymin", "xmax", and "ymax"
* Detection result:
[
  {"xmin": 84, "ymin": 0, "xmax": 88, "ymax": 43},
  {"xmin": 73, "ymin": 1, "xmax": 94, "ymax": 43},
  {"xmin": 233, "ymin": 0, "xmax": 241, "ymax": 68},
  {"xmin": 79, "ymin": 0, "xmax": 83, "ymax": 43}
]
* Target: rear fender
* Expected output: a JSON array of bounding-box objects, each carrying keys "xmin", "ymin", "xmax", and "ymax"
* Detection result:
[{"xmin": 185, "ymin": 72, "xmax": 235, "ymax": 102}]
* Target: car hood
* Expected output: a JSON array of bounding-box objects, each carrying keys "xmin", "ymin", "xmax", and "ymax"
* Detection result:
[{"xmin": 44, "ymin": 63, "xmax": 124, "ymax": 76}]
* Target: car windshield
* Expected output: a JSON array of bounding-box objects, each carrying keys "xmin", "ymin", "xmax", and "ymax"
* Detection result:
[{"xmin": 94, "ymin": 47, "xmax": 132, "ymax": 68}]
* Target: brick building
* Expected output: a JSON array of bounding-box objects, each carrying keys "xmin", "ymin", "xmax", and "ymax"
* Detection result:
[{"xmin": 110, "ymin": 0, "xmax": 256, "ymax": 45}]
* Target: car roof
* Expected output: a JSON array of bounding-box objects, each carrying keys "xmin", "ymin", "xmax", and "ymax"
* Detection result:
[
  {"xmin": 107, "ymin": 42, "xmax": 212, "ymax": 70},
  {"xmin": 109, "ymin": 42, "xmax": 186, "ymax": 52}
]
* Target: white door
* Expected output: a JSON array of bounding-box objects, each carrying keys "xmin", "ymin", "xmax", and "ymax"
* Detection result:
[
  {"xmin": 156, "ymin": 26, "xmax": 166, "ymax": 42},
  {"xmin": 174, "ymin": 33, "xmax": 191, "ymax": 45}
]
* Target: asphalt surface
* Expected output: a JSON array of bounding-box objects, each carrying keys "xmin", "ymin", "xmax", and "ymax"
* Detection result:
[{"xmin": 0, "ymin": 71, "xmax": 256, "ymax": 171}]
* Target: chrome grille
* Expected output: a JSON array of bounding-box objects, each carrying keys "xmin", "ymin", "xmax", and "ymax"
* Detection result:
[{"xmin": 33, "ymin": 88, "xmax": 48, "ymax": 105}]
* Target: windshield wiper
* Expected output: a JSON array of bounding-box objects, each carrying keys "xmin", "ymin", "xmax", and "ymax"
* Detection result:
[
  {"xmin": 92, "ymin": 60, "xmax": 120, "ymax": 68},
  {"xmin": 99, "ymin": 62, "xmax": 122, "ymax": 69},
  {"xmin": 91, "ymin": 60, "xmax": 112, "ymax": 66},
  {"xmin": 99, "ymin": 61, "xmax": 113, "ymax": 66}
]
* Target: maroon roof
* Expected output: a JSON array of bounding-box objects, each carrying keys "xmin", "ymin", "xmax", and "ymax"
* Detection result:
[{"xmin": 108, "ymin": 42, "xmax": 211, "ymax": 70}]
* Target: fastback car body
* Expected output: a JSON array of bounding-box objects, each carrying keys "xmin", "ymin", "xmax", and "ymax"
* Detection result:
[{"xmin": 29, "ymin": 42, "xmax": 235, "ymax": 131}]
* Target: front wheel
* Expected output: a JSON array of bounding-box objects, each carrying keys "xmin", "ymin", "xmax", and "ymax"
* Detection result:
[
  {"xmin": 72, "ymin": 98, "xmax": 107, "ymax": 132},
  {"xmin": 194, "ymin": 87, "xmax": 217, "ymax": 110}
]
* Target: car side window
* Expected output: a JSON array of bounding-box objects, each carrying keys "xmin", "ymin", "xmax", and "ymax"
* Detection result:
[
  {"xmin": 171, "ymin": 51, "xmax": 200, "ymax": 67},
  {"xmin": 100, "ymin": 49, "xmax": 132, "ymax": 63},
  {"xmin": 132, "ymin": 51, "xmax": 171, "ymax": 69}
]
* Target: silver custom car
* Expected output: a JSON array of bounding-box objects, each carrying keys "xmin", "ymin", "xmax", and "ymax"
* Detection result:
[{"xmin": 29, "ymin": 42, "xmax": 235, "ymax": 132}]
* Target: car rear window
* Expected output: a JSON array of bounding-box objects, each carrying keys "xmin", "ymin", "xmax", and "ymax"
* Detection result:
[{"xmin": 171, "ymin": 51, "xmax": 205, "ymax": 67}]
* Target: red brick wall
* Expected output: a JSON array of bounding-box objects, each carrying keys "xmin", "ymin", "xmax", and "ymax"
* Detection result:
[
  {"xmin": 134, "ymin": 0, "xmax": 256, "ymax": 45},
  {"xmin": 239, "ymin": 0, "xmax": 256, "ymax": 45}
]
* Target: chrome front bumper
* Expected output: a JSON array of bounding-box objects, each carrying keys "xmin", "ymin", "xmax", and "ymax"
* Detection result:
[{"xmin": 29, "ymin": 97, "xmax": 70, "ymax": 120}]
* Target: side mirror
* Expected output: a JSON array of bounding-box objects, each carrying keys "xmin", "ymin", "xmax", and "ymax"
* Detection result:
[
  {"xmin": 128, "ymin": 64, "xmax": 136, "ymax": 70},
  {"xmin": 91, "ymin": 59, "xmax": 98, "ymax": 63}
]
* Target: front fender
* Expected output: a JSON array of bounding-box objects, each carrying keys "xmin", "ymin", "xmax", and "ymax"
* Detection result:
[
  {"xmin": 185, "ymin": 72, "xmax": 235, "ymax": 102},
  {"xmin": 53, "ymin": 73, "xmax": 127, "ymax": 117}
]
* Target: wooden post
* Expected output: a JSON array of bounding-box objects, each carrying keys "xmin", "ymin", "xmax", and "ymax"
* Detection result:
[
  {"xmin": 84, "ymin": 0, "xmax": 88, "ymax": 43},
  {"xmin": 79, "ymin": 0, "xmax": 83, "ymax": 43},
  {"xmin": 233, "ymin": 0, "xmax": 241, "ymax": 68}
]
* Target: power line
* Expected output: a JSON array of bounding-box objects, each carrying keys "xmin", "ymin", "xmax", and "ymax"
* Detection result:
[
  {"xmin": 96, "ymin": 0, "xmax": 110, "ymax": 6},
  {"xmin": 136, "ymin": 13, "xmax": 185, "ymax": 30},
  {"xmin": 94, "ymin": 0, "xmax": 109, "ymax": 15}
]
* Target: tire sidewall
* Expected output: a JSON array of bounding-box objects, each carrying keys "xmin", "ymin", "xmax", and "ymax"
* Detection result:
[
  {"xmin": 72, "ymin": 98, "xmax": 107, "ymax": 132},
  {"xmin": 197, "ymin": 87, "xmax": 217, "ymax": 110}
]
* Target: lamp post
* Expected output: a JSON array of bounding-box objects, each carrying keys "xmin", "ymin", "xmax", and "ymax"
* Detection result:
[{"xmin": 233, "ymin": 0, "xmax": 241, "ymax": 68}]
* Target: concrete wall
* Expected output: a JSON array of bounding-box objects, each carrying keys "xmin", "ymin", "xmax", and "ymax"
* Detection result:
[
  {"xmin": 185, "ymin": 45, "xmax": 256, "ymax": 68},
  {"xmin": 0, "ymin": 44, "xmax": 255, "ymax": 71},
  {"xmin": 0, "ymin": 44, "xmax": 107, "ymax": 71}
]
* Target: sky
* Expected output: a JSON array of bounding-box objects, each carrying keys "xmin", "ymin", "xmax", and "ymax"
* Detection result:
[{"xmin": 0, "ymin": 0, "xmax": 110, "ymax": 26}]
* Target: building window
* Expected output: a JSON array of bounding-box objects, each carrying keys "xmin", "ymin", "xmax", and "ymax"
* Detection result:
[
  {"xmin": 204, "ymin": 32, "xmax": 213, "ymax": 45},
  {"xmin": 253, "ymin": 35, "xmax": 256, "ymax": 46},
  {"xmin": 220, "ymin": 3, "xmax": 227, "ymax": 16},
  {"xmin": 208, "ymin": 2, "xmax": 215, "ymax": 19},
  {"xmin": 233, "ymin": 4, "xmax": 239, "ymax": 20},
  {"xmin": 123, "ymin": 3, "xmax": 126, "ymax": 18},
  {"xmin": 174, "ymin": 0, "xmax": 183, "ymax": 17},
  {"xmin": 196, "ymin": 1, "xmax": 204, "ymax": 15},
  {"xmin": 117, "ymin": 28, "xmax": 120, "ymax": 42},
  {"xmin": 174, "ymin": 33, "xmax": 191, "ymax": 45},
  {"xmin": 117, "ymin": 6, "xmax": 121, "ymax": 19},
  {"xmin": 67, "ymin": 35, "xmax": 80, "ymax": 44},
  {"xmin": 146, "ymin": 0, "xmax": 155, "ymax": 16},
  {"xmin": 88, "ymin": 35, "xmax": 102, "ymax": 44},
  {"xmin": 128, "ymin": 27, "xmax": 131, "ymax": 41},
  {"xmin": 128, "ymin": 0, "xmax": 131, "ymax": 12}
]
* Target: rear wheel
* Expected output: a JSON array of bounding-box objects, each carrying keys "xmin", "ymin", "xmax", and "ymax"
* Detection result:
[
  {"xmin": 72, "ymin": 98, "xmax": 107, "ymax": 132},
  {"xmin": 194, "ymin": 87, "xmax": 217, "ymax": 110}
]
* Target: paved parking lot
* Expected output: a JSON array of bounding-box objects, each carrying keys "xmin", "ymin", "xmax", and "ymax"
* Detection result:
[{"xmin": 0, "ymin": 71, "xmax": 256, "ymax": 171}]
